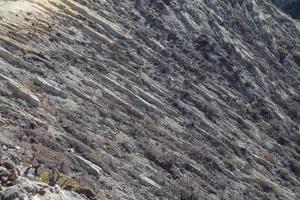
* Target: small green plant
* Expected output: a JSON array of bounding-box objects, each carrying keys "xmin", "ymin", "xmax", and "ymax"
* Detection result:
[{"xmin": 38, "ymin": 170, "xmax": 80, "ymax": 191}]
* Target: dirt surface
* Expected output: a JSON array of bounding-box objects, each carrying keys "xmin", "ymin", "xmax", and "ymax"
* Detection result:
[{"xmin": 0, "ymin": 0, "xmax": 299, "ymax": 199}]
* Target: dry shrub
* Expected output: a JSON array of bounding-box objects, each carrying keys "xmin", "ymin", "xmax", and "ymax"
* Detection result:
[
  {"xmin": 179, "ymin": 186, "xmax": 201, "ymax": 200},
  {"xmin": 143, "ymin": 142, "xmax": 178, "ymax": 173},
  {"xmin": 263, "ymin": 153, "xmax": 276, "ymax": 165},
  {"xmin": 276, "ymin": 168, "xmax": 292, "ymax": 181},
  {"xmin": 15, "ymin": 128, "xmax": 62, "ymax": 151},
  {"xmin": 0, "ymin": 160, "xmax": 19, "ymax": 186},
  {"xmin": 243, "ymin": 175, "xmax": 290, "ymax": 199},
  {"xmin": 187, "ymin": 145, "xmax": 222, "ymax": 172},
  {"xmin": 288, "ymin": 158, "xmax": 300, "ymax": 177},
  {"xmin": 62, "ymin": 135, "xmax": 93, "ymax": 156},
  {"xmin": 169, "ymin": 179, "xmax": 205, "ymax": 200},
  {"xmin": 204, "ymin": 102, "xmax": 219, "ymax": 121},
  {"xmin": 277, "ymin": 47, "xmax": 288, "ymax": 62},
  {"xmin": 0, "ymin": 115, "xmax": 10, "ymax": 126},
  {"xmin": 292, "ymin": 51, "xmax": 300, "ymax": 65},
  {"xmin": 30, "ymin": 144, "xmax": 70, "ymax": 170}
]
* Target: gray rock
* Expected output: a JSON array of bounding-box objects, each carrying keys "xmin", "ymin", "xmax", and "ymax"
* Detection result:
[
  {"xmin": 0, "ymin": 74, "xmax": 40, "ymax": 107},
  {"xmin": 1, "ymin": 187, "xmax": 25, "ymax": 200},
  {"xmin": 139, "ymin": 174, "xmax": 161, "ymax": 189},
  {"xmin": 0, "ymin": 0, "xmax": 299, "ymax": 199},
  {"xmin": 33, "ymin": 77, "xmax": 67, "ymax": 99}
]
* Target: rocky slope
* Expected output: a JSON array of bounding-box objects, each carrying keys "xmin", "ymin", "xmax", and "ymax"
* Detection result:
[
  {"xmin": 0, "ymin": 0, "xmax": 299, "ymax": 199},
  {"xmin": 0, "ymin": 142, "xmax": 88, "ymax": 199}
]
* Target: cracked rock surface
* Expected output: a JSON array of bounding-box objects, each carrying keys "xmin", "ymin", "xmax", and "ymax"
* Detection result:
[{"xmin": 0, "ymin": 0, "xmax": 299, "ymax": 199}]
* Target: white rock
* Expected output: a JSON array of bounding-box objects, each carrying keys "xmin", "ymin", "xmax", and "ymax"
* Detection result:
[
  {"xmin": 139, "ymin": 174, "xmax": 161, "ymax": 189},
  {"xmin": 33, "ymin": 77, "xmax": 67, "ymax": 98},
  {"xmin": 0, "ymin": 74, "xmax": 40, "ymax": 107}
]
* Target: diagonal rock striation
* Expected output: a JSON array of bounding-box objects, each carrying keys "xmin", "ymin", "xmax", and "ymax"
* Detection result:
[{"xmin": 0, "ymin": 0, "xmax": 299, "ymax": 199}]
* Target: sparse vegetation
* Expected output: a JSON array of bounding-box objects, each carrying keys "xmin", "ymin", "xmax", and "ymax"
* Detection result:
[
  {"xmin": 143, "ymin": 142, "xmax": 178, "ymax": 173},
  {"xmin": 179, "ymin": 186, "xmax": 201, "ymax": 200},
  {"xmin": 0, "ymin": 0, "xmax": 299, "ymax": 199},
  {"xmin": 292, "ymin": 51, "xmax": 300, "ymax": 65},
  {"xmin": 38, "ymin": 170, "xmax": 80, "ymax": 191},
  {"xmin": 204, "ymin": 102, "xmax": 219, "ymax": 121},
  {"xmin": 288, "ymin": 158, "xmax": 300, "ymax": 177}
]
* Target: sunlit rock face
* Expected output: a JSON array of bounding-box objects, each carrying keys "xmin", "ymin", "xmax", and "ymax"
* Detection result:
[{"xmin": 0, "ymin": 0, "xmax": 299, "ymax": 199}]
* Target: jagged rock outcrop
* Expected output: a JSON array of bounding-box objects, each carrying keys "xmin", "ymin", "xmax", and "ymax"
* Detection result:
[{"xmin": 0, "ymin": 0, "xmax": 299, "ymax": 199}]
